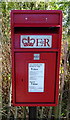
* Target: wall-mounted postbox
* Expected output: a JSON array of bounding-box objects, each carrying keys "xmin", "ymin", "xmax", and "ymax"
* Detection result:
[{"xmin": 11, "ymin": 10, "xmax": 62, "ymax": 106}]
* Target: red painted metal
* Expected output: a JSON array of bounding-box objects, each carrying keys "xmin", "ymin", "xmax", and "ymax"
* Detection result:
[{"xmin": 11, "ymin": 10, "xmax": 62, "ymax": 106}]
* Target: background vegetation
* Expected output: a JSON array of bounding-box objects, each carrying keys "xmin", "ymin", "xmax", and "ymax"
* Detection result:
[{"xmin": 0, "ymin": 1, "xmax": 70, "ymax": 120}]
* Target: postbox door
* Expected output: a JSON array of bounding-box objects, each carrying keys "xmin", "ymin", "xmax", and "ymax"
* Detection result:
[{"xmin": 15, "ymin": 52, "xmax": 57, "ymax": 104}]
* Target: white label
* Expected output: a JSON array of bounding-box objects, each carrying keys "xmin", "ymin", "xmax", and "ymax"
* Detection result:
[
  {"xmin": 28, "ymin": 63, "xmax": 44, "ymax": 92},
  {"xmin": 20, "ymin": 35, "xmax": 52, "ymax": 48}
]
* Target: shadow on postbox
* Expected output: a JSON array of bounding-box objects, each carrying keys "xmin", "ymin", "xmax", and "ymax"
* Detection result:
[{"xmin": 11, "ymin": 10, "xmax": 62, "ymax": 106}]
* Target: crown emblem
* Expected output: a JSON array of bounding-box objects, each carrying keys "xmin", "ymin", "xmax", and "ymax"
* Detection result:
[{"xmin": 22, "ymin": 36, "xmax": 35, "ymax": 46}]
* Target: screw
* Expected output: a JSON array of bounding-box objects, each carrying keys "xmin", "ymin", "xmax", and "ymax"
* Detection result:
[
  {"xmin": 46, "ymin": 18, "xmax": 47, "ymax": 21},
  {"xmin": 25, "ymin": 17, "xmax": 28, "ymax": 20}
]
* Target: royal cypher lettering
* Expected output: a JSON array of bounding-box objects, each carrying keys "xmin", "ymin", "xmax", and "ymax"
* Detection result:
[{"xmin": 22, "ymin": 36, "xmax": 50, "ymax": 47}]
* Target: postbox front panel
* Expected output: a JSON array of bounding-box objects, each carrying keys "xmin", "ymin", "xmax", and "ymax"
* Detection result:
[
  {"xmin": 11, "ymin": 10, "xmax": 62, "ymax": 106},
  {"xmin": 15, "ymin": 52, "xmax": 57, "ymax": 104}
]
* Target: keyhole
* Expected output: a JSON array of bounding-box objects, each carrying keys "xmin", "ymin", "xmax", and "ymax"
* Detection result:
[{"xmin": 22, "ymin": 79, "xmax": 23, "ymax": 82}]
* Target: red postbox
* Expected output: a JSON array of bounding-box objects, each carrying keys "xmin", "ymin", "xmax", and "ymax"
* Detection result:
[{"xmin": 11, "ymin": 10, "xmax": 62, "ymax": 106}]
